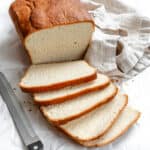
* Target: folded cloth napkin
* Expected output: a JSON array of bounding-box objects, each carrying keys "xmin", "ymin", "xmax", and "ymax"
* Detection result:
[{"xmin": 82, "ymin": 0, "xmax": 150, "ymax": 81}]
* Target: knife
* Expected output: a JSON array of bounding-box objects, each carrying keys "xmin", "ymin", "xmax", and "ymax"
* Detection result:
[{"xmin": 0, "ymin": 72, "xmax": 43, "ymax": 150}]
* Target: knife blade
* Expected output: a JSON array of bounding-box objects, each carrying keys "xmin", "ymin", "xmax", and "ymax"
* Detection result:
[{"xmin": 0, "ymin": 72, "xmax": 43, "ymax": 150}]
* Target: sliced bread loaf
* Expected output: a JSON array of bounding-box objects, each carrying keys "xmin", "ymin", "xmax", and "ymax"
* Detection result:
[
  {"xmin": 9, "ymin": 0, "xmax": 94, "ymax": 64},
  {"xmin": 58, "ymin": 94, "xmax": 128, "ymax": 142},
  {"xmin": 80, "ymin": 107, "xmax": 140, "ymax": 147},
  {"xmin": 41, "ymin": 83, "xmax": 117, "ymax": 124},
  {"xmin": 19, "ymin": 60, "xmax": 96, "ymax": 93},
  {"xmin": 34, "ymin": 73, "xmax": 110, "ymax": 105}
]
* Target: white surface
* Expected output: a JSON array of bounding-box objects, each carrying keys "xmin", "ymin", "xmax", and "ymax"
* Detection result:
[{"xmin": 0, "ymin": 0, "xmax": 150, "ymax": 150}]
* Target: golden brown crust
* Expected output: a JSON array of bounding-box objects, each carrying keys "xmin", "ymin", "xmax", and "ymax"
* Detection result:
[
  {"xmin": 55, "ymin": 94, "xmax": 128, "ymax": 142},
  {"xmin": 34, "ymin": 78, "xmax": 110, "ymax": 106},
  {"xmin": 20, "ymin": 70, "xmax": 97, "ymax": 93},
  {"xmin": 9, "ymin": 5, "xmax": 33, "ymax": 63},
  {"xmin": 80, "ymin": 109, "xmax": 141, "ymax": 147},
  {"xmin": 41, "ymin": 86, "xmax": 118, "ymax": 125},
  {"xmin": 9, "ymin": 0, "xmax": 94, "ymax": 38}
]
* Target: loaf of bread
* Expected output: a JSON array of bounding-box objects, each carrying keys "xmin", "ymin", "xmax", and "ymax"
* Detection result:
[
  {"xmin": 9, "ymin": 0, "xmax": 94, "ymax": 64},
  {"xmin": 9, "ymin": 1, "xmax": 140, "ymax": 148}
]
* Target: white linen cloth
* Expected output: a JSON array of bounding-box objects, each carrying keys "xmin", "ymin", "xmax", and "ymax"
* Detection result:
[
  {"xmin": 0, "ymin": 0, "xmax": 150, "ymax": 150},
  {"xmin": 82, "ymin": 0, "xmax": 150, "ymax": 81}
]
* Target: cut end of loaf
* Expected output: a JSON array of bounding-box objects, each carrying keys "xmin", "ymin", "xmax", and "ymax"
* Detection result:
[{"xmin": 25, "ymin": 22, "xmax": 94, "ymax": 64}]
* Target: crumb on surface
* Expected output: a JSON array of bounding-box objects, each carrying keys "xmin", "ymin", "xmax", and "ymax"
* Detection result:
[{"xmin": 28, "ymin": 109, "xmax": 32, "ymax": 112}]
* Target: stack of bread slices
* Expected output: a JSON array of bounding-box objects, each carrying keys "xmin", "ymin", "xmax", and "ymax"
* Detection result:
[{"xmin": 19, "ymin": 60, "xmax": 140, "ymax": 147}]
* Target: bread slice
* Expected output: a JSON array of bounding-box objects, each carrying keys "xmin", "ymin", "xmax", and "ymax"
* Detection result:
[
  {"xmin": 80, "ymin": 107, "xmax": 140, "ymax": 147},
  {"xmin": 41, "ymin": 83, "xmax": 117, "ymax": 124},
  {"xmin": 34, "ymin": 73, "xmax": 110, "ymax": 105},
  {"xmin": 59, "ymin": 94, "xmax": 128, "ymax": 142},
  {"xmin": 19, "ymin": 60, "xmax": 97, "ymax": 93},
  {"xmin": 9, "ymin": 0, "xmax": 94, "ymax": 64}
]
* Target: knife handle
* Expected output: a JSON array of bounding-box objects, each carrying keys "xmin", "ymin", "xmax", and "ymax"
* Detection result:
[{"xmin": 28, "ymin": 141, "xmax": 43, "ymax": 150}]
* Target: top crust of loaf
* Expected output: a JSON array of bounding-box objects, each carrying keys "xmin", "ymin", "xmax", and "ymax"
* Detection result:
[{"xmin": 9, "ymin": 0, "xmax": 94, "ymax": 38}]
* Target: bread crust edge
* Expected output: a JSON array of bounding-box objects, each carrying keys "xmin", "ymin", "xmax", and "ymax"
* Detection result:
[
  {"xmin": 56, "ymin": 94, "xmax": 128, "ymax": 142},
  {"xmin": 80, "ymin": 109, "xmax": 141, "ymax": 147},
  {"xmin": 19, "ymin": 62, "xmax": 97, "ymax": 93},
  {"xmin": 34, "ymin": 77, "xmax": 110, "ymax": 105},
  {"xmin": 40, "ymin": 85, "xmax": 118, "ymax": 125}
]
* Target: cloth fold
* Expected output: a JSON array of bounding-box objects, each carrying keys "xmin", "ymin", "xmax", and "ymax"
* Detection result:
[{"xmin": 82, "ymin": 0, "xmax": 150, "ymax": 80}]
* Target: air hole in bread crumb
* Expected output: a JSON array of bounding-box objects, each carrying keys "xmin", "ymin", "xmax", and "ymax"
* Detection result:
[{"xmin": 74, "ymin": 41, "xmax": 77, "ymax": 45}]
